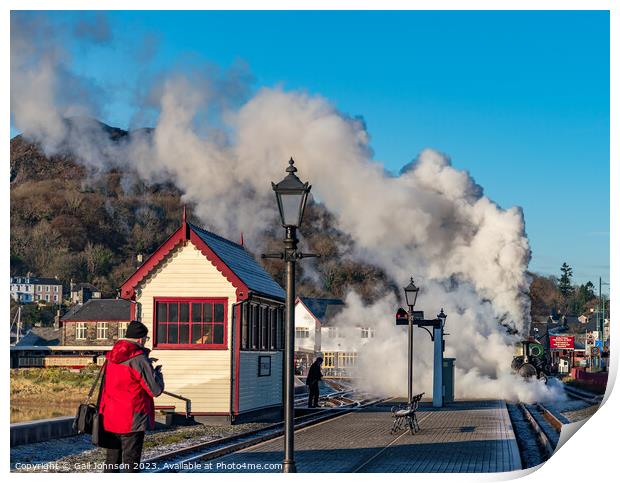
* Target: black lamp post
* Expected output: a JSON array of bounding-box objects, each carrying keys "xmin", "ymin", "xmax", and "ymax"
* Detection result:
[
  {"xmin": 404, "ymin": 278, "xmax": 419, "ymax": 405},
  {"xmin": 265, "ymin": 158, "xmax": 314, "ymax": 473}
]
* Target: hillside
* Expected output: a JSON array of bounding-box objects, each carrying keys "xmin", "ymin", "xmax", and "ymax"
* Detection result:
[{"xmin": 10, "ymin": 125, "xmax": 396, "ymax": 303}]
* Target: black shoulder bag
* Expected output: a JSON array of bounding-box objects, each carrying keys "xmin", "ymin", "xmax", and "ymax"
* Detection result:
[{"xmin": 73, "ymin": 361, "xmax": 107, "ymax": 435}]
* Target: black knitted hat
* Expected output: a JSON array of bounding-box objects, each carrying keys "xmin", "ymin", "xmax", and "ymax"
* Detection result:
[{"xmin": 125, "ymin": 320, "xmax": 148, "ymax": 339}]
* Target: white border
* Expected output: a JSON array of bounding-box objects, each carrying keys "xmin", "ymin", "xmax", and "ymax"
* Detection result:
[{"xmin": 2, "ymin": 3, "xmax": 616, "ymax": 483}]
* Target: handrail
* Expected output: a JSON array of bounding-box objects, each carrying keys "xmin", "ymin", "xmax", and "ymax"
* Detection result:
[{"xmin": 162, "ymin": 390, "xmax": 191, "ymax": 417}]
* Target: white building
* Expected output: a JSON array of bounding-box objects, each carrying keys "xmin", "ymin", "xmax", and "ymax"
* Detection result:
[
  {"xmin": 295, "ymin": 297, "xmax": 376, "ymax": 377},
  {"xmin": 10, "ymin": 276, "xmax": 63, "ymax": 304}
]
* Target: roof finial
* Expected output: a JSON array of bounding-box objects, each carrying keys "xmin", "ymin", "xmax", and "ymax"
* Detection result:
[{"xmin": 182, "ymin": 204, "xmax": 187, "ymax": 223}]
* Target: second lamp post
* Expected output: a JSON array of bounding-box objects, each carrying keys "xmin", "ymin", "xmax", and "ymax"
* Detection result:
[{"xmin": 404, "ymin": 278, "xmax": 420, "ymax": 406}]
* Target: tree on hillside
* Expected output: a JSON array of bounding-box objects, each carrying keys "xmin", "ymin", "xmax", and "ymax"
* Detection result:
[
  {"xmin": 558, "ymin": 263, "xmax": 573, "ymax": 297},
  {"xmin": 529, "ymin": 273, "xmax": 561, "ymax": 317},
  {"xmin": 569, "ymin": 281, "xmax": 596, "ymax": 316},
  {"xmin": 557, "ymin": 262, "xmax": 574, "ymax": 314}
]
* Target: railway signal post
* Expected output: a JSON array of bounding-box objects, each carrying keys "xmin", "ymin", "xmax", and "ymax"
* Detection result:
[{"xmin": 397, "ymin": 281, "xmax": 449, "ymax": 408}]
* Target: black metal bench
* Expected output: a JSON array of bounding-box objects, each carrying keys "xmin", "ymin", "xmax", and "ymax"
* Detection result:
[{"xmin": 390, "ymin": 392, "xmax": 424, "ymax": 435}]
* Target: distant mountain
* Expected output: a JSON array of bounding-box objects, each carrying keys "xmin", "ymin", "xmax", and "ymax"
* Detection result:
[
  {"xmin": 10, "ymin": 122, "xmax": 396, "ymax": 304},
  {"xmin": 10, "ymin": 126, "xmax": 183, "ymax": 294}
]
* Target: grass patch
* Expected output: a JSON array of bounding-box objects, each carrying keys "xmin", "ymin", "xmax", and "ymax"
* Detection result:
[
  {"xmin": 11, "ymin": 367, "xmax": 98, "ymax": 401},
  {"xmin": 143, "ymin": 432, "xmax": 195, "ymax": 448}
]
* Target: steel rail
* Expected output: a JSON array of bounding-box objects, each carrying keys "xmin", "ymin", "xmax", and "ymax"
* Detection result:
[
  {"xmin": 519, "ymin": 403, "xmax": 556, "ymax": 458},
  {"xmin": 536, "ymin": 403, "xmax": 563, "ymax": 433}
]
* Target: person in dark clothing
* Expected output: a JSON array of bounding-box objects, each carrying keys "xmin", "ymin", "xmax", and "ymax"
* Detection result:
[
  {"xmin": 306, "ymin": 356, "xmax": 323, "ymax": 408},
  {"xmin": 100, "ymin": 320, "xmax": 164, "ymax": 473}
]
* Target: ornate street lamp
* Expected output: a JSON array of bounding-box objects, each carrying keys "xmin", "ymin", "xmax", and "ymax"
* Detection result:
[
  {"xmin": 404, "ymin": 278, "xmax": 419, "ymax": 309},
  {"xmin": 265, "ymin": 158, "xmax": 315, "ymax": 473},
  {"xmin": 403, "ymin": 278, "xmax": 419, "ymax": 406},
  {"xmin": 272, "ymin": 158, "xmax": 311, "ymax": 229}
]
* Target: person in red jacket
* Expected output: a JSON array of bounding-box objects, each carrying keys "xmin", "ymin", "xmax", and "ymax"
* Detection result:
[{"xmin": 100, "ymin": 320, "xmax": 164, "ymax": 472}]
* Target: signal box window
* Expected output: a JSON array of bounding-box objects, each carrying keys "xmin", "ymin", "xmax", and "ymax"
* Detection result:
[{"xmin": 155, "ymin": 298, "xmax": 227, "ymax": 349}]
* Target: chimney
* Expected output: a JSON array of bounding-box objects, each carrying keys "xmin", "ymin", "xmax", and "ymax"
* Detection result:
[{"xmin": 54, "ymin": 310, "xmax": 61, "ymax": 330}]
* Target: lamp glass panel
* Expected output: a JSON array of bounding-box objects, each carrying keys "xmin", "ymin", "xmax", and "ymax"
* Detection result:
[
  {"xmin": 405, "ymin": 289, "xmax": 418, "ymax": 307},
  {"xmin": 279, "ymin": 192, "xmax": 304, "ymax": 226}
]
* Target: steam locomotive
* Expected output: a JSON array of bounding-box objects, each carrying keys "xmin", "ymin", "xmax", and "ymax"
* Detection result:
[{"xmin": 511, "ymin": 338, "xmax": 551, "ymax": 382}]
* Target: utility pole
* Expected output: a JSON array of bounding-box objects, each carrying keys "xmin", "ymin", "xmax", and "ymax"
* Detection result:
[{"xmin": 16, "ymin": 306, "xmax": 21, "ymax": 344}]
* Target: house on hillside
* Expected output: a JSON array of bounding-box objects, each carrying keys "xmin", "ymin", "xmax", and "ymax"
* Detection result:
[
  {"xmin": 10, "ymin": 276, "xmax": 63, "ymax": 304},
  {"xmin": 70, "ymin": 282, "xmax": 102, "ymax": 304},
  {"xmin": 118, "ymin": 215, "xmax": 285, "ymax": 424},
  {"xmin": 295, "ymin": 297, "xmax": 376, "ymax": 377},
  {"xmin": 61, "ymin": 298, "xmax": 132, "ymax": 346}
]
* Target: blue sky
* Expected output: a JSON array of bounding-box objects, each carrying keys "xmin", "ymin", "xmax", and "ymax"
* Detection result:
[{"xmin": 11, "ymin": 10, "xmax": 610, "ymax": 288}]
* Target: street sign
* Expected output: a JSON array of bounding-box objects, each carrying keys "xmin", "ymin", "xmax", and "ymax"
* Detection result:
[
  {"xmin": 550, "ymin": 336, "xmax": 574, "ymax": 350},
  {"xmin": 413, "ymin": 310, "xmax": 424, "ymax": 320}
]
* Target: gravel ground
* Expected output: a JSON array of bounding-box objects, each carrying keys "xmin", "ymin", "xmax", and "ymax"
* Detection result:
[
  {"xmin": 544, "ymin": 395, "xmax": 600, "ymax": 423},
  {"xmin": 538, "ymin": 378, "xmax": 601, "ymax": 424},
  {"xmin": 11, "ymin": 422, "xmax": 269, "ymax": 473},
  {"xmin": 561, "ymin": 404, "xmax": 600, "ymax": 423}
]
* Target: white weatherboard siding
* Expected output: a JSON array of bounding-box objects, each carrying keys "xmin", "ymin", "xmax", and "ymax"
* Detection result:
[
  {"xmin": 237, "ymin": 351, "xmax": 283, "ymax": 413},
  {"xmin": 294, "ymin": 303, "xmax": 317, "ymax": 353},
  {"xmin": 136, "ymin": 242, "xmax": 237, "ymax": 414}
]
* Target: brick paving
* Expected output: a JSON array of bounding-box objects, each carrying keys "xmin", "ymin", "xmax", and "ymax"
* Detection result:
[{"xmin": 198, "ymin": 399, "xmax": 522, "ymax": 473}]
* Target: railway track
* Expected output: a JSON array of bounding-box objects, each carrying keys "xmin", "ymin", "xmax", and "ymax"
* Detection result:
[
  {"xmin": 518, "ymin": 403, "xmax": 561, "ymax": 458},
  {"xmin": 562, "ymin": 385, "xmax": 604, "ymax": 405},
  {"xmin": 144, "ymin": 394, "xmax": 389, "ymax": 473}
]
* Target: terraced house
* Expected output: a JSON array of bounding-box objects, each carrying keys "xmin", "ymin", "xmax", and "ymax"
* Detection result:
[
  {"xmin": 10, "ymin": 276, "xmax": 63, "ymax": 303},
  {"xmin": 61, "ymin": 298, "xmax": 132, "ymax": 346}
]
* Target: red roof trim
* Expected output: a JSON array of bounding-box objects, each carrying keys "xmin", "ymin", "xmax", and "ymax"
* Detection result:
[
  {"xmin": 120, "ymin": 224, "xmax": 187, "ymax": 300},
  {"xmin": 119, "ymin": 222, "xmax": 250, "ymax": 301},
  {"xmin": 233, "ymin": 303, "xmax": 241, "ymax": 415}
]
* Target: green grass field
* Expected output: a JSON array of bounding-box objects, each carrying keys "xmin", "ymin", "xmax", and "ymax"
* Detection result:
[{"xmin": 11, "ymin": 367, "xmax": 98, "ymax": 422}]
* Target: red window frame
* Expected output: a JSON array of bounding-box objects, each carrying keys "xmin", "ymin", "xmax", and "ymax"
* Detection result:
[{"xmin": 153, "ymin": 297, "xmax": 228, "ymax": 350}]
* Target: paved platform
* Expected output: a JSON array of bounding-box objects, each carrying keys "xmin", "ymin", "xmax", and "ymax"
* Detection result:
[{"xmin": 198, "ymin": 399, "xmax": 522, "ymax": 473}]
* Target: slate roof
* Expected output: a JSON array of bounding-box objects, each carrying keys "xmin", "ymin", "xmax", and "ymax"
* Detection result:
[
  {"xmin": 11, "ymin": 276, "xmax": 62, "ymax": 285},
  {"xmin": 71, "ymin": 283, "xmax": 100, "ymax": 292},
  {"xmin": 189, "ymin": 223, "xmax": 285, "ymax": 300},
  {"xmin": 62, "ymin": 298, "xmax": 132, "ymax": 321},
  {"xmin": 15, "ymin": 327, "xmax": 61, "ymax": 347},
  {"xmin": 299, "ymin": 297, "xmax": 345, "ymax": 326}
]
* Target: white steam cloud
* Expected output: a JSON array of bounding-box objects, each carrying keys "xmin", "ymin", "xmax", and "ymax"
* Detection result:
[{"xmin": 10, "ymin": 12, "xmax": 564, "ymax": 403}]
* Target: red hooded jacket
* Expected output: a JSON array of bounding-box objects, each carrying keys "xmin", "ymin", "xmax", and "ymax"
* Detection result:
[{"xmin": 100, "ymin": 340, "xmax": 164, "ymax": 434}]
